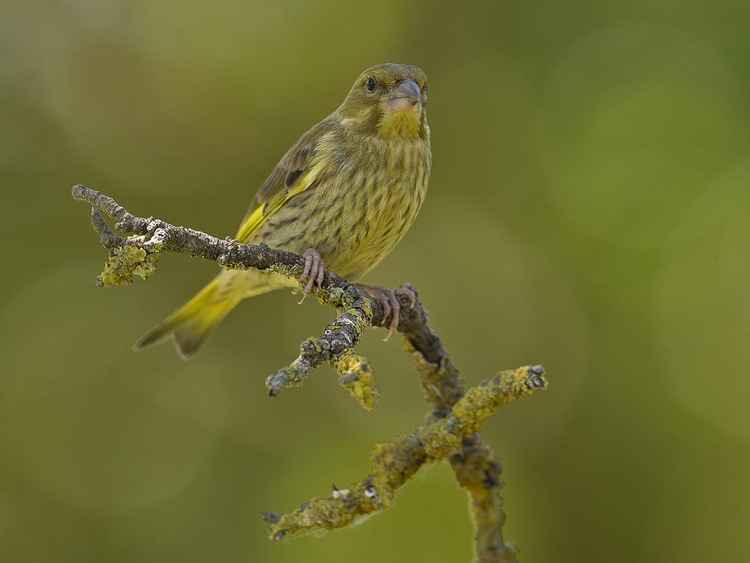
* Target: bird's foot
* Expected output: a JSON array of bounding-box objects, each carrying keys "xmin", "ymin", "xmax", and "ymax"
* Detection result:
[
  {"xmin": 298, "ymin": 248, "xmax": 326, "ymax": 303},
  {"xmin": 355, "ymin": 283, "xmax": 417, "ymax": 340}
]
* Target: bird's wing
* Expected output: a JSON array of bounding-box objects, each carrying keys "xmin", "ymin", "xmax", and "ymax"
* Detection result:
[{"xmin": 234, "ymin": 118, "xmax": 337, "ymax": 243}]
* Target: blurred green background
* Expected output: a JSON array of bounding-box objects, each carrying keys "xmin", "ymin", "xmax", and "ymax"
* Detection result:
[{"xmin": 2, "ymin": 1, "xmax": 748, "ymax": 561}]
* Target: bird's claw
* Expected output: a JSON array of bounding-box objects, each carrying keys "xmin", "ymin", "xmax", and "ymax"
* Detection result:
[
  {"xmin": 299, "ymin": 248, "xmax": 326, "ymax": 303},
  {"xmin": 357, "ymin": 283, "xmax": 418, "ymax": 340}
]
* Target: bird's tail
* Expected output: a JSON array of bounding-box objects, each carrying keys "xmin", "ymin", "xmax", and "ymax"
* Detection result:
[{"xmin": 134, "ymin": 270, "xmax": 279, "ymax": 359}]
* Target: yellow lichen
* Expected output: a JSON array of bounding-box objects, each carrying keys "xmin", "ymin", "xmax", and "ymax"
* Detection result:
[
  {"xmin": 265, "ymin": 364, "xmax": 548, "ymax": 542},
  {"xmin": 334, "ymin": 351, "xmax": 379, "ymax": 411},
  {"xmin": 97, "ymin": 243, "xmax": 160, "ymax": 288}
]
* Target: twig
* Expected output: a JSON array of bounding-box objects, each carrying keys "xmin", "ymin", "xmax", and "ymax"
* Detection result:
[
  {"xmin": 72, "ymin": 184, "xmax": 385, "ymax": 405},
  {"xmin": 72, "ymin": 184, "xmax": 548, "ymax": 561}
]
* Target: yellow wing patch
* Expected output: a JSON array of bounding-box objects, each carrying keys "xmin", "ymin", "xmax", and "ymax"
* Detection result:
[{"xmin": 234, "ymin": 161, "xmax": 325, "ymax": 243}]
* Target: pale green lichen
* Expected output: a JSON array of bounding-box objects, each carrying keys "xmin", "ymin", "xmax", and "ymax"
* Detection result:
[
  {"xmin": 97, "ymin": 242, "xmax": 161, "ymax": 288},
  {"xmin": 334, "ymin": 352, "xmax": 379, "ymax": 411},
  {"xmin": 453, "ymin": 367, "xmax": 547, "ymax": 434},
  {"xmin": 405, "ymin": 338, "xmax": 464, "ymax": 411},
  {"xmin": 420, "ymin": 419, "xmax": 464, "ymax": 458},
  {"xmin": 269, "ymin": 479, "xmax": 383, "ymax": 542},
  {"xmin": 370, "ymin": 435, "xmax": 425, "ymax": 496}
]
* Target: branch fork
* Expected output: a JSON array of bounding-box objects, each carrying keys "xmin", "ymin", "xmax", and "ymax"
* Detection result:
[{"xmin": 72, "ymin": 184, "xmax": 548, "ymax": 562}]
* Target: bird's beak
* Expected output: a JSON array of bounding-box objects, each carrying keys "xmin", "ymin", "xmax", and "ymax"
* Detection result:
[{"xmin": 387, "ymin": 79, "xmax": 421, "ymax": 112}]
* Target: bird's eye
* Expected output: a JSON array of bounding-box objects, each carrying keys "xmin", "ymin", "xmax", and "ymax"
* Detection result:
[{"xmin": 366, "ymin": 77, "xmax": 377, "ymax": 92}]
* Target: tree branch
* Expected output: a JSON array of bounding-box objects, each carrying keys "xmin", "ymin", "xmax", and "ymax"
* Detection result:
[
  {"xmin": 71, "ymin": 184, "xmax": 547, "ymax": 561},
  {"xmin": 406, "ymin": 329, "xmax": 523, "ymax": 562},
  {"xmin": 73, "ymin": 184, "xmax": 387, "ymax": 407},
  {"xmin": 263, "ymin": 366, "xmax": 546, "ymax": 545}
]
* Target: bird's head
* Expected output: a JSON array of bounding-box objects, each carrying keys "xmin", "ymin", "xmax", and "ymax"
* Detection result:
[{"xmin": 338, "ymin": 63, "xmax": 429, "ymax": 140}]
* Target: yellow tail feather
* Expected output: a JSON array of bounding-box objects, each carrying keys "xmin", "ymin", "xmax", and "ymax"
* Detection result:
[
  {"xmin": 134, "ymin": 276, "xmax": 239, "ymax": 359},
  {"xmin": 135, "ymin": 269, "xmax": 293, "ymax": 359}
]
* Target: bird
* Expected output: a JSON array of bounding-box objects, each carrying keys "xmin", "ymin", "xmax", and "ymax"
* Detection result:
[{"xmin": 135, "ymin": 63, "xmax": 431, "ymax": 359}]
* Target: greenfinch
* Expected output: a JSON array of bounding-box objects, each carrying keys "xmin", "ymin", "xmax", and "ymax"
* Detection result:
[{"xmin": 136, "ymin": 63, "xmax": 431, "ymax": 358}]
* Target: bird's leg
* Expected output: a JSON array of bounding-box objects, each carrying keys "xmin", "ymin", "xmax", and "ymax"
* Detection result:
[
  {"xmin": 355, "ymin": 283, "xmax": 418, "ymax": 340},
  {"xmin": 298, "ymin": 248, "xmax": 327, "ymax": 303}
]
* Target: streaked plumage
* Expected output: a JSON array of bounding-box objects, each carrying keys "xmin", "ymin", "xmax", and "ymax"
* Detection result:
[{"xmin": 136, "ymin": 63, "xmax": 431, "ymax": 358}]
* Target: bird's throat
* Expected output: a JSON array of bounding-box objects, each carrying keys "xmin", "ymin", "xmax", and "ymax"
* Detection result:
[{"xmin": 377, "ymin": 109, "xmax": 421, "ymax": 139}]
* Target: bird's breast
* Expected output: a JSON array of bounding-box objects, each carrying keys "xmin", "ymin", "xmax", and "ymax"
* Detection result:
[
  {"xmin": 256, "ymin": 135, "xmax": 431, "ymax": 281},
  {"xmin": 322, "ymin": 138, "xmax": 431, "ymax": 279}
]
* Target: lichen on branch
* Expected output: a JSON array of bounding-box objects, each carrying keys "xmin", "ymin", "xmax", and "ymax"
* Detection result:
[
  {"xmin": 73, "ymin": 184, "xmax": 379, "ymax": 403},
  {"xmin": 72, "ymin": 184, "xmax": 548, "ymax": 563},
  {"xmin": 264, "ymin": 287, "xmax": 374, "ymax": 400},
  {"xmin": 264, "ymin": 366, "xmax": 546, "ymax": 542},
  {"xmin": 333, "ymin": 351, "xmax": 379, "ymax": 411}
]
